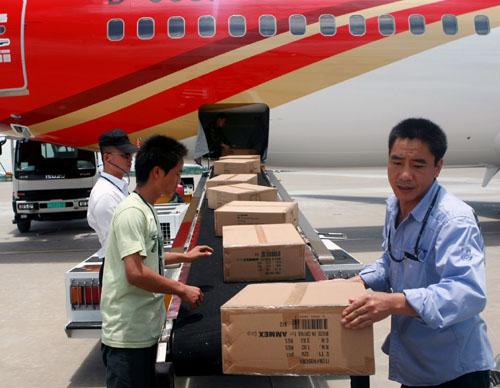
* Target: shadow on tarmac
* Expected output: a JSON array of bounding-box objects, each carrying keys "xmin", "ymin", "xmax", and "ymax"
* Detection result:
[
  {"xmin": 0, "ymin": 219, "xmax": 99, "ymax": 264},
  {"xmin": 68, "ymin": 341, "xmax": 106, "ymax": 388},
  {"xmin": 8, "ymin": 218, "xmax": 94, "ymax": 237}
]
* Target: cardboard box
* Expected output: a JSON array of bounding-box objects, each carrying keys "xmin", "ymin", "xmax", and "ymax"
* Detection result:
[
  {"xmin": 219, "ymin": 155, "xmax": 260, "ymax": 161},
  {"xmin": 206, "ymin": 174, "xmax": 258, "ymax": 189},
  {"xmin": 222, "ymin": 224, "xmax": 305, "ymax": 282},
  {"xmin": 221, "ymin": 281, "xmax": 375, "ymax": 376},
  {"xmin": 213, "ymin": 158, "xmax": 260, "ymax": 175},
  {"xmin": 207, "ymin": 183, "xmax": 277, "ymax": 210},
  {"xmin": 214, "ymin": 201, "xmax": 298, "ymax": 237},
  {"xmin": 221, "ymin": 148, "xmax": 258, "ymax": 156}
]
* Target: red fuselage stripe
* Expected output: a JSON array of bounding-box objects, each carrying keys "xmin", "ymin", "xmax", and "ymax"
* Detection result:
[
  {"xmin": 1, "ymin": 0, "xmax": 399, "ymax": 128},
  {"xmin": 39, "ymin": 0, "xmax": 493, "ymax": 146}
]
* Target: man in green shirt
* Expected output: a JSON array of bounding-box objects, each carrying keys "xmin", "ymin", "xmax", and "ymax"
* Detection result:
[{"xmin": 101, "ymin": 135, "xmax": 213, "ymax": 387}]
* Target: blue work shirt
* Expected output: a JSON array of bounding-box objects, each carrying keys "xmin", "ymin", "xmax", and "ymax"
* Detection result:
[{"xmin": 360, "ymin": 179, "xmax": 494, "ymax": 386}]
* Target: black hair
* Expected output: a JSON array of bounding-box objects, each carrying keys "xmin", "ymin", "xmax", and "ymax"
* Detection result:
[
  {"xmin": 135, "ymin": 135, "xmax": 187, "ymax": 185},
  {"xmin": 216, "ymin": 113, "xmax": 228, "ymax": 120},
  {"xmin": 99, "ymin": 145, "xmax": 114, "ymax": 158},
  {"xmin": 388, "ymin": 118, "xmax": 447, "ymax": 165}
]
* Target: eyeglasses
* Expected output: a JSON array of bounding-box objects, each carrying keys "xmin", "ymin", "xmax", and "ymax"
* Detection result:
[
  {"xmin": 387, "ymin": 186, "xmax": 441, "ymax": 263},
  {"xmin": 105, "ymin": 152, "xmax": 132, "ymax": 159}
]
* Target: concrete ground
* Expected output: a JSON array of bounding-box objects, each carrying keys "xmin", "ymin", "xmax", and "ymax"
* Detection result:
[{"xmin": 0, "ymin": 165, "xmax": 499, "ymax": 387}]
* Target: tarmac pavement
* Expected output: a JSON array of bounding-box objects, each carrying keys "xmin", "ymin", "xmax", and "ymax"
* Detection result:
[{"xmin": 0, "ymin": 165, "xmax": 498, "ymax": 387}]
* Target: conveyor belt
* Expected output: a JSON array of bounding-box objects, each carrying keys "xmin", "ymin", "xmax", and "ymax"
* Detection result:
[{"xmin": 170, "ymin": 171, "xmax": 317, "ymax": 376}]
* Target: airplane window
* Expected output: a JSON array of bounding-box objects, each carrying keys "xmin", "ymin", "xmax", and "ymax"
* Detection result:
[
  {"xmin": 442, "ymin": 14, "xmax": 458, "ymax": 35},
  {"xmin": 379, "ymin": 14, "xmax": 395, "ymax": 36},
  {"xmin": 289, "ymin": 14, "xmax": 306, "ymax": 36},
  {"xmin": 409, "ymin": 14, "xmax": 425, "ymax": 35},
  {"xmin": 138, "ymin": 18, "xmax": 154, "ymax": 40},
  {"xmin": 107, "ymin": 19, "xmax": 124, "ymax": 41},
  {"xmin": 474, "ymin": 15, "xmax": 490, "ymax": 35},
  {"xmin": 259, "ymin": 15, "xmax": 276, "ymax": 37},
  {"xmin": 349, "ymin": 15, "xmax": 365, "ymax": 36},
  {"xmin": 168, "ymin": 17, "xmax": 185, "ymax": 39},
  {"xmin": 0, "ymin": 26, "xmax": 5, "ymax": 35},
  {"xmin": 319, "ymin": 14, "xmax": 336, "ymax": 36},
  {"xmin": 199, "ymin": 15, "xmax": 215, "ymax": 38},
  {"xmin": 229, "ymin": 15, "xmax": 246, "ymax": 37}
]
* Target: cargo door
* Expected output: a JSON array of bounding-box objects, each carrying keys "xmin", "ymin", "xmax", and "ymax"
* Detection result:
[
  {"xmin": 0, "ymin": 0, "xmax": 28, "ymax": 96},
  {"xmin": 197, "ymin": 103, "xmax": 270, "ymax": 161}
]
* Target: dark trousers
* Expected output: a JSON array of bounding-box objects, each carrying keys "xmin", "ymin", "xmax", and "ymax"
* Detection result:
[
  {"xmin": 351, "ymin": 375, "xmax": 370, "ymax": 387},
  {"xmin": 402, "ymin": 370, "xmax": 490, "ymax": 388},
  {"xmin": 101, "ymin": 343, "xmax": 158, "ymax": 388}
]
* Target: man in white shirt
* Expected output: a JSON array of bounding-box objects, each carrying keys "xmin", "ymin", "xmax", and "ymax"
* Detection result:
[{"xmin": 87, "ymin": 128, "xmax": 139, "ymax": 284}]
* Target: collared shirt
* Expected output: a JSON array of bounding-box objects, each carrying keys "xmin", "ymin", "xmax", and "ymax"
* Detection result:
[
  {"xmin": 87, "ymin": 172, "xmax": 129, "ymax": 258},
  {"xmin": 101, "ymin": 192, "xmax": 165, "ymax": 348},
  {"xmin": 360, "ymin": 179, "xmax": 494, "ymax": 386}
]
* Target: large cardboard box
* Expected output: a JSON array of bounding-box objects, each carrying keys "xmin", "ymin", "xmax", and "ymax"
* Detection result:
[
  {"xmin": 221, "ymin": 281, "xmax": 375, "ymax": 376},
  {"xmin": 214, "ymin": 201, "xmax": 298, "ymax": 237},
  {"xmin": 206, "ymin": 174, "xmax": 258, "ymax": 189},
  {"xmin": 222, "ymin": 224, "xmax": 305, "ymax": 282},
  {"xmin": 207, "ymin": 183, "xmax": 277, "ymax": 210},
  {"xmin": 213, "ymin": 158, "xmax": 260, "ymax": 175},
  {"xmin": 219, "ymin": 155, "xmax": 260, "ymax": 161}
]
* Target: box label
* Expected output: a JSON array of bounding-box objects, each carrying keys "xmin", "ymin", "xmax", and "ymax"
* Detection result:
[
  {"xmin": 224, "ymin": 244, "xmax": 305, "ymax": 282},
  {"xmin": 259, "ymin": 250, "xmax": 282, "ymax": 275},
  {"xmin": 236, "ymin": 312, "xmax": 335, "ymax": 369},
  {"xmin": 288, "ymin": 315, "xmax": 332, "ymax": 365},
  {"xmin": 233, "ymin": 249, "xmax": 282, "ymax": 276}
]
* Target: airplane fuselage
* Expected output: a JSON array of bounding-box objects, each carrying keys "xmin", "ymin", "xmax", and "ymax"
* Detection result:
[{"xmin": 1, "ymin": 0, "xmax": 499, "ymax": 167}]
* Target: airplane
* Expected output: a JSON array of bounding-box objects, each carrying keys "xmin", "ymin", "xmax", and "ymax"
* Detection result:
[{"xmin": 1, "ymin": 0, "xmax": 500, "ymax": 184}]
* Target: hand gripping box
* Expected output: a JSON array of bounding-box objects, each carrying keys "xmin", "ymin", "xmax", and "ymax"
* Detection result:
[
  {"xmin": 206, "ymin": 174, "xmax": 258, "ymax": 189},
  {"xmin": 221, "ymin": 281, "xmax": 375, "ymax": 376},
  {"xmin": 222, "ymin": 224, "xmax": 305, "ymax": 282},
  {"xmin": 207, "ymin": 183, "xmax": 277, "ymax": 210},
  {"xmin": 214, "ymin": 201, "xmax": 298, "ymax": 237},
  {"xmin": 213, "ymin": 158, "xmax": 261, "ymax": 175}
]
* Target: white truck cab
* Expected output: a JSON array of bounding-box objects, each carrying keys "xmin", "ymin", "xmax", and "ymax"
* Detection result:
[{"xmin": 11, "ymin": 139, "xmax": 99, "ymax": 233}]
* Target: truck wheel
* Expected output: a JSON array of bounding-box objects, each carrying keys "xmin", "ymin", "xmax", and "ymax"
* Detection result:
[{"xmin": 17, "ymin": 221, "xmax": 31, "ymax": 233}]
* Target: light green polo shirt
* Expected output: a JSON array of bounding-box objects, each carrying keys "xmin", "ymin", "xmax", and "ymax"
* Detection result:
[{"xmin": 101, "ymin": 192, "xmax": 165, "ymax": 348}]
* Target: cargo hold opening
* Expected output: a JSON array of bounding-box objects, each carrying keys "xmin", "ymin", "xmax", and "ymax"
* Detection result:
[{"xmin": 195, "ymin": 103, "xmax": 269, "ymax": 162}]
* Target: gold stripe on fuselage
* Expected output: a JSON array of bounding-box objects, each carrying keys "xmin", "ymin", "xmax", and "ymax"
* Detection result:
[
  {"xmin": 122, "ymin": 5, "xmax": 500, "ymax": 144},
  {"xmin": 31, "ymin": 0, "xmax": 441, "ymax": 138}
]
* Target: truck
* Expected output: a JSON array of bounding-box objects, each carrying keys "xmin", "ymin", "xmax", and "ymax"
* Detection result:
[{"xmin": 11, "ymin": 139, "xmax": 99, "ymax": 233}]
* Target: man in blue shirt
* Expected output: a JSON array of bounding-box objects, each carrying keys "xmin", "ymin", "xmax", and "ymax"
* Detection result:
[{"xmin": 341, "ymin": 118, "xmax": 494, "ymax": 387}]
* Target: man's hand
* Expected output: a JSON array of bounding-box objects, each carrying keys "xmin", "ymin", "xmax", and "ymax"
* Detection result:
[
  {"xmin": 185, "ymin": 245, "xmax": 213, "ymax": 262},
  {"xmin": 341, "ymin": 292, "xmax": 417, "ymax": 329},
  {"xmin": 341, "ymin": 292, "xmax": 396, "ymax": 329},
  {"xmin": 180, "ymin": 284, "xmax": 204, "ymax": 309}
]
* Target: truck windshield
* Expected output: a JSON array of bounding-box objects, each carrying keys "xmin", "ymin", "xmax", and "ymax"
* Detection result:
[{"xmin": 15, "ymin": 140, "xmax": 96, "ymax": 178}]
